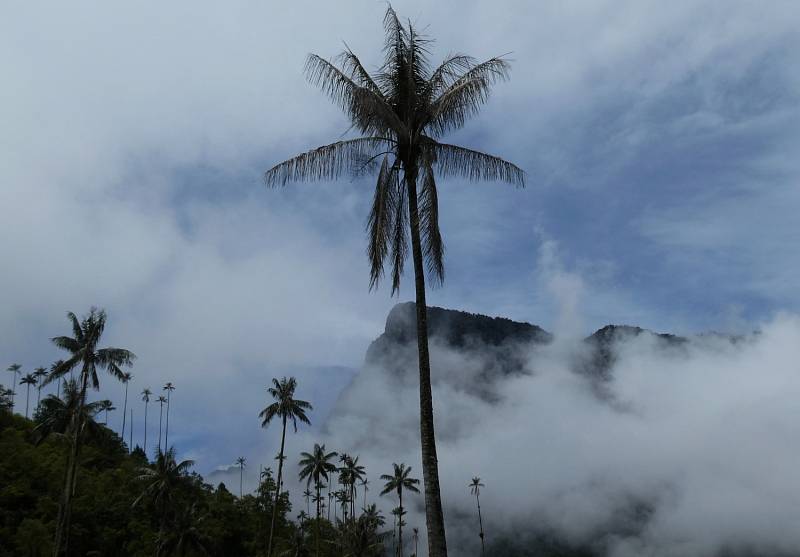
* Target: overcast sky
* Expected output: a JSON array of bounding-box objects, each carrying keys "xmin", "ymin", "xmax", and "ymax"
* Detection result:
[{"xmin": 2, "ymin": 0, "xmax": 799, "ymax": 487}]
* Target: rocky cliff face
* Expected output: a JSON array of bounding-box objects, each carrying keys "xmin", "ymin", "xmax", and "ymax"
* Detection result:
[{"xmin": 364, "ymin": 302, "xmax": 686, "ymax": 388}]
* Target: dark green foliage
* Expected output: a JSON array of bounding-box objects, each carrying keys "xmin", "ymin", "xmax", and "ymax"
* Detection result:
[{"xmin": 0, "ymin": 412, "xmax": 300, "ymax": 556}]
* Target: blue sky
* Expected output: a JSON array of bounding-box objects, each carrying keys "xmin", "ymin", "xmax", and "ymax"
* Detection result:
[{"xmin": 1, "ymin": 0, "xmax": 798, "ymax": 473}]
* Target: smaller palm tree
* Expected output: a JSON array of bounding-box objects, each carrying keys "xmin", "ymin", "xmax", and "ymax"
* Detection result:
[
  {"xmin": 156, "ymin": 395, "xmax": 167, "ymax": 454},
  {"xmin": 6, "ymin": 363, "xmax": 21, "ymax": 411},
  {"xmin": 141, "ymin": 388, "xmax": 152, "ymax": 454},
  {"xmin": 20, "ymin": 373, "xmax": 37, "ymax": 419},
  {"xmin": 236, "ymin": 456, "xmax": 247, "ymax": 497},
  {"xmin": 163, "ymin": 382, "xmax": 175, "ymax": 447},
  {"xmin": 259, "ymin": 376, "xmax": 312, "ymax": 557},
  {"xmin": 412, "ymin": 527, "xmax": 419, "ymax": 557},
  {"xmin": 98, "ymin": 399, "xmax": 115, "ymax": 425},
  {"xmin": 120, "ymin": 372, "xmax": 133, "ymax": 445},
  {"xmin": 380, "ymin": 463, "xmax": 420, "ymax": 557},
  {"xmin": 33, "ymin": 367, "xmax": 48, "ymax": 409},
  {"xmin": 469, "ymin": 477, "xmax": 486, "ymax": 556},
  {"xmin": 360, "ymin": 477, "xmax": 370, "ymax": 511},
  {"xmin": 33, "ymin": 379, "xmax": 105, "ymax": 444},
  {"xmin": 134, "ymin": 447, "xmax": 195, "ymax": 555}
]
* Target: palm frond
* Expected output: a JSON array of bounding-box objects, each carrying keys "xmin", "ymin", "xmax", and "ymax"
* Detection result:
[
  {"xmin": 426, "ymin": 57, "xmax": 511, "ymax": 136},
  {"xmin": 338, "ymin": 46, "xmax": 383, "ymax": 96},
  {"xmin": 367, "ymin": 156, "xmax": 400, "ymax": 290},
  {"xmin": 418, "ymin": 161, "xmax": 444, "ymax": 286},
  {"xmin": 429, "ymin": 141, "xmax": 524, "ymax": 186},
  {"xmin": 389, "ymin": 175, "xmax": 408, "ymax": 295},
  {"xmin": 425, "ymin": 53, "xmax": 475, "ymax": 100},
  {"xmin": 305, "ymin": 54, "xmax": 402, "ymax": 135},
  {"xmin": 264, "ymin": 137, "xmax": 391, "ymax": 187},
  {"xmin": 52, "ymin": 336, "xmax": 81, "ymax": 354}
]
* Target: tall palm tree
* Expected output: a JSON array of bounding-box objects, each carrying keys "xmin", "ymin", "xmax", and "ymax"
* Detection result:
[
  {"xmin": 361, "ymin": 477, "xmax": 370, "ymax": 511},
  {"xmin": 98, "ymin": 399, "xmax": 115, "ymax": 425},
  {"xmin": 120, "ymin": 372, "xmax": 133, "ymax": 446},
  {"xmin": 264, "ymin": 9, "xmax": 523, "ymax": 555},
  {"xmin": 157, "ymin": 395, "xmax": 167, "ymax": 454},
  {"xmin": 7, "ymin": 363, "xmax": 21, "ymax": 411},
  {"xmin": 299, "ymin": 443, "xmax": 337, "ymax": 520},
  {"xmin": 20, "ymin": 373, "xmax": 37, "ymax": 419},
  {"xmin": 236, "ymin": 456, "xmax": 247, "ymax": 498},
  {"xmin": 141, "ymin": 388, "xmax": 152, "ymax": 454},
  {"xmin": 345, "ymin": 456, "xmax": 366, "ymax": 520},
  {"xmin": 163, "ymin": 382, "xmax": 175, "ymax": 448},
  {"xmin": 34, "ymin": 367, "xmax": 48, "ymax": 409},
  {"xmin": 43, "ymin": 308, "xmax": 136, "ymax": 556},
  {"xmin": 259, "ymin": 377, "xmax": 312, "ymax": 557},
  {"xmin": 412, "ymin": 527, "xmax": 419, "ymax": 557},
  {"xmin": 468, "ymin": 477, "xmax": 486, "ymax": 556},
  {"xmin": 303, "ymin": 489, "xmax": 313, "ymax": 515},
  {"xmin": 380, "ymin": 463, "xmax": 420, "ymax": 557}
]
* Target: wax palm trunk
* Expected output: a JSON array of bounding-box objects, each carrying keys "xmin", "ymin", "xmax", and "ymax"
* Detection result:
[
  {"xmin": 264, "ymin": 10, "xmax": 524, "ymax": 556},
  {"xmin": 267, "ymin": 415, "xmax": 287, "ymax": 556},
  {"xmin": 476, "ymin": 491, "xmax": 485, "ymax": 556},
  {"xmin": 53, "ymin": 371, "xmax": 88, "ymax": 556},
  {"xmin": 121, "ymin": 381, "xmax": 129, "ymax": 446}
]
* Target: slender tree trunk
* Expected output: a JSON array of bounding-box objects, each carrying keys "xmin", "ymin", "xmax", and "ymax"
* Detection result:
[
  {"xmin": 143, "ymin": 400, "xmax": 148, "ymax": 454},
  {"xmin": 158, "ymin": 403, "xmax": 163, "ymax": 454},
  {"xmin": 164, "ymin": 390, "xmax": 171, "ymax": 449},
  {"xmin": 53, "ymin": 371, "xmax": 88, "ymax": 556},
  {"xmin": 57, "ymin": 376, "xmax": 61, "ymax": 400},
  {"xmin": 476, "ymin": 492, "xmax": 485, "ymax": 556},
  {"xmin": 398, "ymin": 489, "xmax": 404, "ymax": 557},
  {"xmin": 25, "ymin": 384, "xmax": 31, "ymax": 418},
  {"xmin": 9, "ymin": 370, "xmax": 17, "ymax": 411},
  {"xmin": 37, "ymin": 385, "xmax": 42, "ymax": 409},
  {"xmin": 121, "ymin": 381, "xmax": 129, "ymax": 447},
  {"xmin": 129, "ymin": 409, "xmax": 133, "ymax": 449},
  {"xmin": 240, "ymin": 464, "xmax": 244, "ymax": 498},
  {"xmin": 405, "ymin": 164, "xmax": 448, "ymax": 557},
  {"xmin": 315, "ymin": 482, "xmax": 321, "ymax": 557},
  {"xmin": 268, "ymin": 415, "xmax": 287, "ymax": 557}
]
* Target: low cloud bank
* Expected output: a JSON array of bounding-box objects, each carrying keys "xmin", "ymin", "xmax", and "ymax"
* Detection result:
[{"xmin": 282, "ymin": 309, "xmax": 800, "ymax": 556}]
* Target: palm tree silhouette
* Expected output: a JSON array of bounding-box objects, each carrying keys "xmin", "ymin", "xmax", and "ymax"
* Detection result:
[
  {"xmin": 162, "ymin": 382, "xmax": 175, "ymax": 448},
  {"xmin": 259, "ymin": 377, "xmax": 312, "ymax": 557},
  {"xmin": 33, "ymin": 367, "xmax": 48, "ymax": 409},
  {"xmin": 98, "ymin": 399, "xmax": 115, "ymax": 424},
  {"xmin": 413, "ymin": 527, "xmax": 419, "ymax": 557},
  {"xmin": 141, "ymin": 388, "xmax": 152, "ymax": 454},
  {"xmin": 44, "ymin": 308, "xmax": 135, "ymax": 556},
  {"xmin": 303, "ymin": 488, "xmax": 313, "ymax": 515},
  {"xmin": 120, "ymin": 372, "xmax": 133, "ymax": 447},
  {"xmin": 361, "ymin": 477, "xmax": 370, "ymax": 511},
  {"xmin": 134, "ymin": 447, "xmax": 194, "ymax": 555},
  {"xmin": 20, "ymin": 373, "xmax": 37, "ymax": 419},
  {"xmin": 156, "ymin": 395, "xmax": 167, "ymax": 454},
  {"xmin": 469, "ymin": 477, "xmax": 486, "ymax": 556},
  {"xmin": 381, "ymin": 463, "xmax": 420, "ymax": 557},
  {"xmin": 6, "ymin": 363, "xmax": 21, "ymax": 412},
  {"xmin": 264, "ymin": 9, "xmax": 522, "ymax": 555},
  {"xmin": 33, "ymin": 379, "xmax": 105, "ymax": 444},
  {"xmin": 236, "ymin": 456, "xmax": 247, "ymax": 498}
]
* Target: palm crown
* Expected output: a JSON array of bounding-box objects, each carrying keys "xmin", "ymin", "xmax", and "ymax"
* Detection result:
[
  {"xmin": 44, "ymin": 308, "xmax": 136, "ymax": 392},
  {"xmin": 469, "ymin": 476, "xmax": 484, "ymax": 496},
  {"xmin": 298, "ymin": 443, "xmax": 338, "ymax": 487},
  {"xmin": 259, "ymin": 377, "xmax": 312, "ymax": 431},
  {"xmin": 380, "ymin": 462, "xmax": 420, "ymax": 497},
  {"xmin": 265, "ymin": 6, "xmax": 524, "ymax": 293}
]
